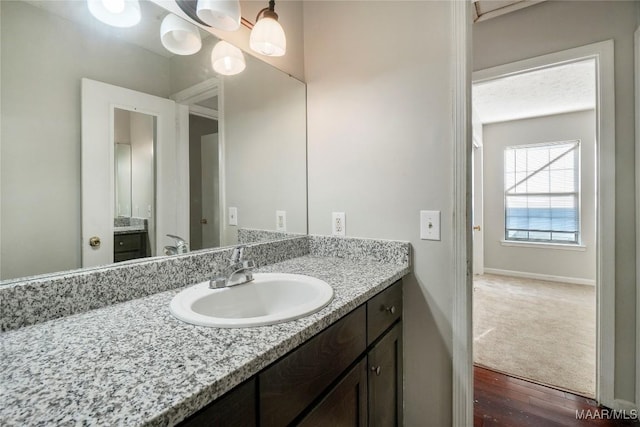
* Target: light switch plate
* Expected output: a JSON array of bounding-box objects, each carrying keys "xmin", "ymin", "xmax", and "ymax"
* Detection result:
[
  {"xmin": 228, "ymin": 207, "xmax": 238, "ymax": 226},
  {"xmin": 332, "ymin": 212, "xmax": 346, "ymax": 236},
  {"xmin": 276, "ymin": 210, "xmax": 287, "ymax": 232},
  {"xmin": 420, "ymin": 210, "xmax": 440, "ymax": 240}
]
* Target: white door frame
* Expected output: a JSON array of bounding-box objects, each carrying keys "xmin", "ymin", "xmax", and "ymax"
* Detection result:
[
  {"xmin": 472, "ymin": 140, "xmax": 484, "ymax": 275},
  {"xmin": 634, "ymin": 26, "xmax": 640, "ymax": 412},
  {"xmin": 454, "ymin": 39, "xmax": 617, "ymax": 421}
]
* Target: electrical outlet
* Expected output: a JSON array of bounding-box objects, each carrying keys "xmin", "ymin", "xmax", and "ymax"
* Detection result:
[
  {"xmin": 332, "ymin": 212, "xmax": 346, "ymax": 237},
  {"xmin": 420, "ymin": 210, "xmax": 440, "ymax": 240},
  {"xmin": 228, "ymin": 207, "xmax": 238, "ymax": 226},
  {"xmin": 276, "ymin": 210, "xmax": 287, "ymax": 232}
]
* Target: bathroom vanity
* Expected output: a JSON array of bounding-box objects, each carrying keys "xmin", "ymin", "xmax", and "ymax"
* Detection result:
[
  {"xmin": 0, "ymin": 236, "xmax": 410, "ymax": 426},
  {"xmin": 180, "ymin": 280, "xmax": 402, "ymax": 426}
]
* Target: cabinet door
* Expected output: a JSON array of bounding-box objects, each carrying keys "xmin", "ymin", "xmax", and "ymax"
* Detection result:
[
  {"xmin": 178, "ymin": 378, "xmax": 256, "ymax": 427},
  {"xmin": 368, "ymin": 322, "xmax": 402, "ymax": 427},
  {"xmin": 298, "ymin": 358, "xmax": 368, "ymax": 427}
]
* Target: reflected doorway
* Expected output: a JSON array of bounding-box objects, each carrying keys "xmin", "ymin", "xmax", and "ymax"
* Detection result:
[{"xmin": 189, "ymin": 114, "xmax": 220, "ymax": 251}]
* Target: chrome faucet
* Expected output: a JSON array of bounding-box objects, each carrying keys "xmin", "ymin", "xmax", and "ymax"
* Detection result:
[
  {"xmin": 164, "ymin": 234, "xmax": 189, "ymax": 255},
  {"xmin": 210, "ymin": 245, "xmax": 255, "ymax": 289}
]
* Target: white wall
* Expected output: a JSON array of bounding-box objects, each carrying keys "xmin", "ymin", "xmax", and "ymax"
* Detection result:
[
  {"xmin": 223, "ymin": 57, "xmax": 307, "ymax": 245},
  {"xmin": 129, "ymin": 111, "xmax": 155, "ymax": 254},
  {"xmin": 304, "ymin": 1, "xmax": 455, "ymax": 424},
  {"xmin": 0, "ymin": 1, "xmax": 170, "ymax": 280},
  {"xmin": 483, "ymin": 110, "xmax": 596, "ymax": 282},
  {"xmin": 474, "ymin": 0, "xmax": 637, "ymax": 404}
]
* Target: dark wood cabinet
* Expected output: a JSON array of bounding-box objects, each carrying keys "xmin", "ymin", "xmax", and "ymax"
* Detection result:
[
  {"xmin": 177, "ymin": 280, "xmax": 403, "ymax": 427},
  {"xmin": 260, "ymin": 307, "xmax": 366, "ymax": 426},
  {"xmin": 179, "ymin": 378, "xmax": 256, "ymax": 427},
  {"xmin": 114, "ymin": 231, "xmax": 148, "ymax": 262},
  {"xmin": 298, "ymin": 358, "xmax": 368, "ymax": 427},
  {"xmin": 368, "ymin": 322, "xmax": 403, "ymax": 427}
]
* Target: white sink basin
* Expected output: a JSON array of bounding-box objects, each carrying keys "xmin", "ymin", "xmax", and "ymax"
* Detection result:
[{"xmin": 169, "ymin": 273, "xmax": 334, "ymax": 328}]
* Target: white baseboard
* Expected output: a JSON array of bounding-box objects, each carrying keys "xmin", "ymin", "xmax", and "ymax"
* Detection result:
[
  {"xmin": 483, "ymin": 268, "xmax": 596, "ymax": 286},
  {"xmin": 611, "ymin": 399, "xmax": 639, "ymax": 411}
]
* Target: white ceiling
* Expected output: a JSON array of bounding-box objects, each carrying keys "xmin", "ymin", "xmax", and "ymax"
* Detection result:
[{"xmin": 472, "ymin": 59, "xmax": 596, "ymax": 125}]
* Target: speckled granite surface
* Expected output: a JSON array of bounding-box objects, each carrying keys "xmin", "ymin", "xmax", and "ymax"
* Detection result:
[
  {"xmin": 309, "ymin": 235, "xmax": 410, "ymax": 265},
  {"xmin": 114, "ymin": 226, "xmax": 147, "ymax": 235},
  {"xmin": 0, "ymin": 237, "xmax": 310, "ymax": 331},
  {"xmin": 237, "ymin": 228, "xmax": 305, "ymax": 244},
  {"xmin": 0, "ymin": 255, "xmax": 409, "ymax": 426}
]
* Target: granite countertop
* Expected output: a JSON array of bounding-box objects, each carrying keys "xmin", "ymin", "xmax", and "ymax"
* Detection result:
[
  {"xmin": 114, "ymin": 226, "xmax": 147, "ymax": 235},
  {"xmin": 0, "ymin": 255, "xmax": 409, "ymax": 426}
]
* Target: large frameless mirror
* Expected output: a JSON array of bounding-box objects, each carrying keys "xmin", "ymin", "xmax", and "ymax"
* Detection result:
[{"xmin": 0, "ymin": 0, "xmax": 307, "ymax": 283}]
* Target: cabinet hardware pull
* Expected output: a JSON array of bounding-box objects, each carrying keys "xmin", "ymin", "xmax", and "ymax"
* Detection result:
[
  {"xmin": 384, "ymin": 305, "xmax": 396, "ymax": 314},
  {"xmin": 371, "ymin": 366, "xmax": 381, "ymax": 376},
  {"xmin": 119, "ymin": 241, "xmax": 124, "ymax": 246}
]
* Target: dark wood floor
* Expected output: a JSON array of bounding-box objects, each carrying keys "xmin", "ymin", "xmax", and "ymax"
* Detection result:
[{"xmin": 474, "ymin": 366, "xmax": 640, "ymax": 426}]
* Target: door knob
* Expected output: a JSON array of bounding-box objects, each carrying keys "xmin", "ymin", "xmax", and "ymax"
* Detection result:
[
  {"xmin": 371, "ymin": 366, "xmax": 381, "ymax": 376},
  {"xmin": 200, "ymin": 218, "xmax": 208, "ymax": 224},
  {"xmin": 473, "ymin": 225, "xmax": 481, "ymax": 231},
  {"xmin": 89, "ymin": 236, "xmax": 101, "ymax": 248}
]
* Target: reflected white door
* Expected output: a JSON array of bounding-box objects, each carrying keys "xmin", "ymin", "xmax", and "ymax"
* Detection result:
[
  {"xmin": 201, "ymin": 133, "xmax": 220, "ymax": 248},
  {"xmin": 81, "ymin": 79, "xmax": 176, "ymax": 268},
  {"xmin": 472, "ymin": 145, "xmax": 484, "ymax": 275}
]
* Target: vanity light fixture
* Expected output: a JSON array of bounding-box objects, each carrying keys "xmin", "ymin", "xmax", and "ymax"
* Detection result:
[
  {"xmin": 160, "ymin": 13, "xmax": 202, "ymax": 55},
  {"xmin": 87, "ymin": 0, "xmax": 141, "ymax": 28},
  {"xmin": 211, "ymin": 41, "xmax": 246, "ymax": 76},
  {"xmin": 197, "ymin": 0, "xmax": 241, "ymax": 31},
  {"xmin": 250, "ymin": 0, "xmax": 286, "ymax": 57}
]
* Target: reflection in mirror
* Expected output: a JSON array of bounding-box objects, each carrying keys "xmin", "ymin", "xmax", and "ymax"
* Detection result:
[
  {"xmin": 0, "ymin": 0, "xmax": 307, "ymax": 283},
  {"xmin": 113, "ymin": 108, "xmax": 155, "ymax": 260},
  {"xmin": 115, "ymin": 142, "xmax": 132, "ymax": 218}
]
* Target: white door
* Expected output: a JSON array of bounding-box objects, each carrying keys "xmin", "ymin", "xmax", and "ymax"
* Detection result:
[
  {"xmin": 81, "ymin": 79, "xmax": 176, "ymax": 268},
  {"xmin": 201, "ymin": 133, "xmax": 220, "ymax": 248},
  {"xmin": 472, "ymin": 144, "xmax": 484, "ymax": 275}
]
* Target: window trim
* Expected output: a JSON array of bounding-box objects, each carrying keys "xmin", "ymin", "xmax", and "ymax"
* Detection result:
[{"xmin": 503, "ymin": 139, "xmax": 582, "ymax": 245}]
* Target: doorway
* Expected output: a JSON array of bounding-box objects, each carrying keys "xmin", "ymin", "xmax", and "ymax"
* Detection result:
[{"xmin": 471, "ymin": 41, "xmax": 616, "ymax": 404}]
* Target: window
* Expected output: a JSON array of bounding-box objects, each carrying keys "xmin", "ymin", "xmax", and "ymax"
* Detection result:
[{"xmin": 504, "ymin": 141, "xmax": 580, "ymax": 244}]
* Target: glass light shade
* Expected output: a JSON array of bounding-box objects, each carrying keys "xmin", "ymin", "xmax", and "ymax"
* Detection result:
[
  {"xmin": 211, "ymin": 41, "xmax": 246, "ymax": 76},
  {"xmin": 250, "ymin": 16, "xmax": 286, "ymax": 57},
  {"xmin": 160, "ymin": 14, "xmax": 202, "ymax": 55},
  {"xmin": 197, "ymin": 0, "xmax": 241, "ymax": 31},
  {"xmin": 87, "ymin": 0, "xmax": 141, "ymax": 28}
]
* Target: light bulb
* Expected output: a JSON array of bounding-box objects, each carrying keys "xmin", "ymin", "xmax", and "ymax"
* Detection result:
[{"xmin": 102, "ymin": 0, "xmax": 125, "ymax": 13}]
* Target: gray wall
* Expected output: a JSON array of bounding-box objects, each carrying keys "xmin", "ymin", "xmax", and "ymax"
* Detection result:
[
  {"xmin": 474, "ymin": 0, "xmax": 637, "ymax": 403},
  {"xmin": 304, "ymin": 1, "xmax": 454, "ymax": 424},
  {"xmin": 483, "ymin": 110, "xmax": 596, "ymax": 282},
  {"xmin": 1, "ymin": 1, "xmax": 170, "ymax": 280},
  {"xmin": 188, "ymin": 115, "xmax": 218, "ymax": 251},
  {"xmin": 223, "ymin": 58, "xmax": 307, "ymax": 245}
]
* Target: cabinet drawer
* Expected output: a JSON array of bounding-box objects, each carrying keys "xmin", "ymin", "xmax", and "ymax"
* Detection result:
[
  {"xmin": 114, "ymin": 233, "xmax": 143, "ymax": 253},
  {"xmin": 259, "ymin": 306, "xmax": 366, "ymax": 426},
  {"xmin": 367, "ymin": 280, "xmax": 402, "ymax": 345}
]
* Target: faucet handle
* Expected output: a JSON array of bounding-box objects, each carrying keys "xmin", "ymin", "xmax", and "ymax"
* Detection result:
[{"xmin": 230, "ymin": 245, "xmax": 247, "ymax": 263}]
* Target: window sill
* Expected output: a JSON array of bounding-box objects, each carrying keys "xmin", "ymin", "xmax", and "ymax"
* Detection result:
[{"xmin": 500, "ymin": 240, "xmax": 587, "ymax": 251}]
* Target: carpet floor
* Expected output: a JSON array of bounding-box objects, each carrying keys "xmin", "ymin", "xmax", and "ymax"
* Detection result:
[{"xmin": 473, "ymin": 274, "xmax": 596, "ymax": 398}]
